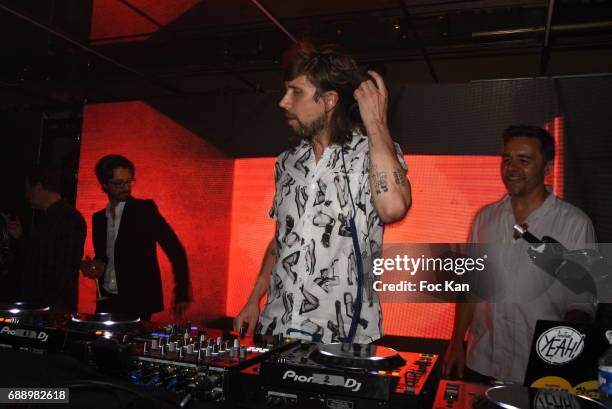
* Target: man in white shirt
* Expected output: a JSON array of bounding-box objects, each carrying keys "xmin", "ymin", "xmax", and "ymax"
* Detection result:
[{"xmin": 443, "ymin": 125, "xmax": 596, "ymax": 383}]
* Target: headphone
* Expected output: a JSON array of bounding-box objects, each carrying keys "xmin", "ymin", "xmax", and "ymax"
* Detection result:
[{"xmin": 340, "ymin": 147, "xmax": 363, "ymax": 343}]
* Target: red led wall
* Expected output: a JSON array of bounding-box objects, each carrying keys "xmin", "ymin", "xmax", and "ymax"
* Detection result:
[
  {"xmin": 76, "ymin": 101, "xmax": 233, "ymax": 322},
  {"xmin": 78, "ymin": 103, "xmax": 563, "ymax": 338}
]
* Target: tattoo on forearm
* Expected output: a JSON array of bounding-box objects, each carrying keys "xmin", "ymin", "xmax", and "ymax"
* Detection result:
[
  {"xmin": 374, "ymin": 172, "xmax": 389, "ymax": 195},
  {"xmin": 370, "ymin": 161, "xmax": 389, "ymax": 195},
  {"xmin": 393, "ymin": 169, "xmax": 407, "ymax": 186}
]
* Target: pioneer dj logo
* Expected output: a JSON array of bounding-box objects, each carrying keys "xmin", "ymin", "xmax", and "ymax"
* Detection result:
[
  {"xmin": 0, "ymin": 326, "xmax": 49, "ymax": 342},
  {"xmin": 282, "ymin": 370, "xmax": 362, "ymax": 392},
  {"xmin": 536, "ymin": 326, "xmax": 585, "ymax": 365}
]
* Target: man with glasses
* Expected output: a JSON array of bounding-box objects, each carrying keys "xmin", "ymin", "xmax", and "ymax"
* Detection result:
[{"xmin": 80, "ymin": 154, "xmax": 191, "ymax": 320}]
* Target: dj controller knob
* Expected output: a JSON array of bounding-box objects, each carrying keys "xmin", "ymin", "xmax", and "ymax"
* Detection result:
[
  {"xmin": 266, "ymin": 395, "xmax": 283, "ymax": 406},
  {"xmin": 160, "ymin": 344, "xmax": 166, "ymax": 356},
  {"xmin": 201, "ymin": 373, "xmax": 221, "ymax": 390},
  {"xmin": 178, "ymin": 347, "xmax": 184, "ymax": 359},
  {"xmin": 160, "ymin": 373, "xmax": 177, "ymax": 388}
]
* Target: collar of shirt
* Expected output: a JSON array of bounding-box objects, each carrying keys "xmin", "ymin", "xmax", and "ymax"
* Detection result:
[
  {"xmin": 105, "ymin": 201, "xmax": 126, "ymax": 223},
  {"xmin": 500, "ymin": 185, "xmax": 557, "ymax": 224},
  {"xmin": 297, "ymin": 131, "xmax": 366, "ymax": 150},
  {"xmin": 296, "ymin": 134, "xmax": 368, "ymax": 167}
]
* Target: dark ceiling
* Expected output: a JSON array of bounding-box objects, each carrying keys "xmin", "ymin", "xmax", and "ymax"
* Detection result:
[{"xmin": 1, "ymin": 0, "xmax": 612, "ymax": 109}]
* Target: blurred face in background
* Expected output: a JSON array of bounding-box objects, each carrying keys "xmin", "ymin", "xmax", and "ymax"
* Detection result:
[
  {"xmin": 103, "ymin": 167, "xmax": 134, "ymax": 203},
  {"xmin": 24, "ymin": 180, "xmax": 45, "ymax": 209}
]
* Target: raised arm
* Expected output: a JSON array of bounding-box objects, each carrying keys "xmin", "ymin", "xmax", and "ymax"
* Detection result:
[{"xmin": 354, "ymin": 70, "xmax": 411, "ymax": 224}]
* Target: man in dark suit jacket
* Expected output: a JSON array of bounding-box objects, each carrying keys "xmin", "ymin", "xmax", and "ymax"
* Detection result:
[
  {"xmin": 81, "ymin": 155, "xmax": 190, "ymax": 320},
  {"xmin": 3, "ymin": 167, "xmax": 86, "ymax": 311}
]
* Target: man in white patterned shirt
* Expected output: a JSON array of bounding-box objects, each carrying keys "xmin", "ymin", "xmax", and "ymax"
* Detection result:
[{"xmin": 234, "ymin": 43, "xmax": 411, "ymax": 343}]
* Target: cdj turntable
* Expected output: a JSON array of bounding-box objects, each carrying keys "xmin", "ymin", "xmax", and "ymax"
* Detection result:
[
  {"xmin": 69, "ymin": 312, "xmax": 145, "ymax": 336},
  {"xmin": 0, "ymin": 302, "xmax": 83, "ymax": 354},
  {"xmin": 433, "ymin": 381, "xmax": 607, "ymax": 409},
  {"xmin": 234, "ymin": 341, "xmax": 439, "ymax": 408},
  {"xmin": 478, "ymin": 386, "xmax": 607, "ymax": 409},
  {"xmin": 2, "ymin": 305, "xmax": 443, "ymax": 408},
  {"xmin": 0, "ymin": 301, "xmax": 56, "ymax": 327}
]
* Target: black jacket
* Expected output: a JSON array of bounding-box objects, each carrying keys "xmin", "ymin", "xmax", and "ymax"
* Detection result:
[
  {"xmin": 92, "ymin": 197, "xmax": 190, "ymax": 313},
  {"xmin": 22, "ymin": 200, "xmax": 86, "ymax": 311}
]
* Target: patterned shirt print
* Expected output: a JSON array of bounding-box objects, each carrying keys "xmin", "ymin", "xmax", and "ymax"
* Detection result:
[{"xmin": 257, "ymin": 134, "xmax": 407, "ymax": 343}]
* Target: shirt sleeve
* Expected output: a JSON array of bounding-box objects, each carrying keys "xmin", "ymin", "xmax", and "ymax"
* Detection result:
[
  {"xmin": 49, "ymin": 210, "xmax": 87, "ymax": 311},
  {"xmin": 149, "ymin": 200, "xmax": 191, "ymax": 303},
  {"xmin": 268, "ymin": 158, "xmax": 281, "ymax": 220},
  {"xmin": 468, "ymin": 208, "xmax": 484, "ymax": 243}
]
